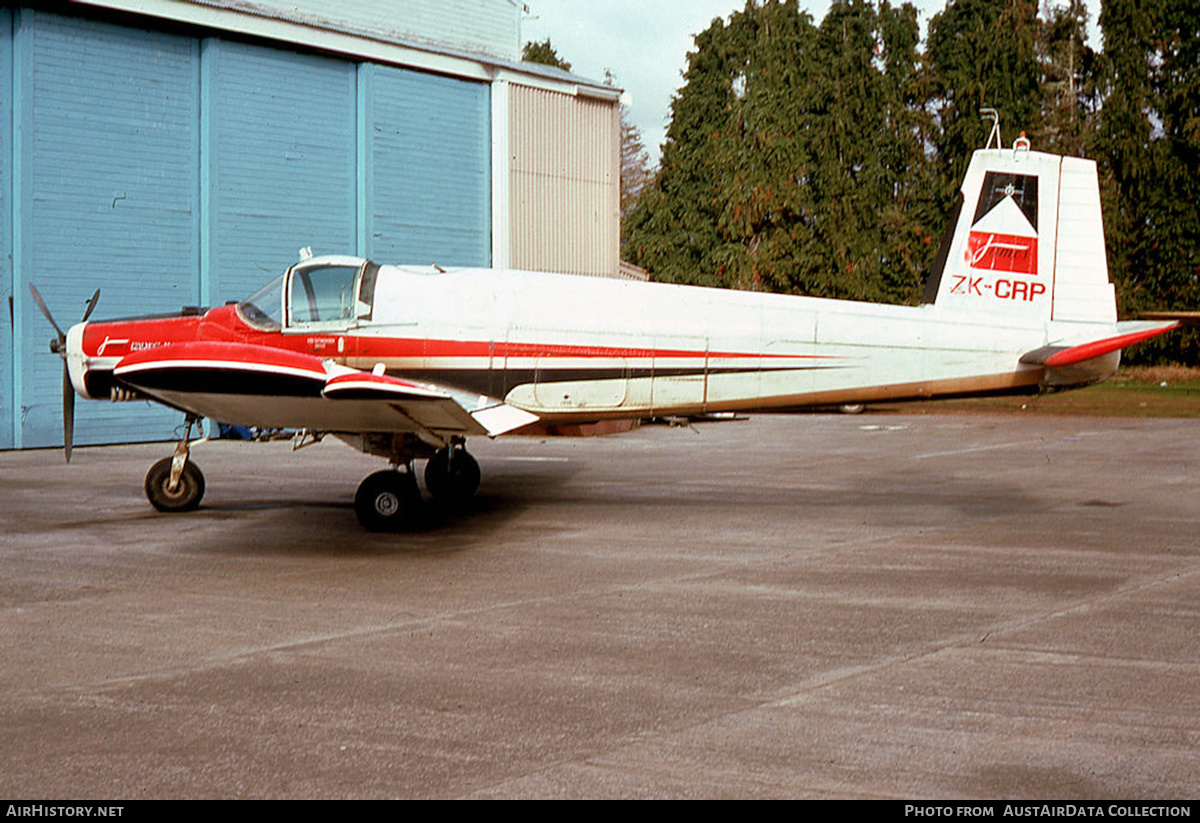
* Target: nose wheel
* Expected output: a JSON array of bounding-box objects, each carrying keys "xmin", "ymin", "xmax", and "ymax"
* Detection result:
[
  {"xmin": 145, "ymin": 457, "xmax": 206, "ymax": 512},
  {"xmin": 144, "ymin": 415, "xmax": 206, "ymax": 512}
]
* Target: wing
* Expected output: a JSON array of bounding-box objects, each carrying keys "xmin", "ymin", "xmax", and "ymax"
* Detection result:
[{"xmin": 112, "ymin": 341, "xmax": 538, "ymax": 439}]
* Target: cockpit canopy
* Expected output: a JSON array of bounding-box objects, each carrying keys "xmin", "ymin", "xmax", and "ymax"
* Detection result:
[{"xmin": 237, "ymin": 256, "xmax": 379, "ymax": 330}]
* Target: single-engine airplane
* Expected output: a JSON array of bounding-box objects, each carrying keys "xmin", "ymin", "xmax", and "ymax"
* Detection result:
[{"xmin": 29, "ymin": 139, "xmax": 1183, "ymax": 530}]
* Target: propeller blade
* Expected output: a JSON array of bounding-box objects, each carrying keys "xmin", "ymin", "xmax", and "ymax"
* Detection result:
[
  {"xmin": 29, "ymin": 283, "xmax": 84, "ymax": 461},
  {"xmin": 27, "ymin": 283, "xmax": 66, "ymax": 343},
  {"xmin": 81, "ymin": 289, "xmax": 100, "ymax": 322},
  {"xmin": 62, "ymin": 363, "xmax": 75, "ymax": 463}
]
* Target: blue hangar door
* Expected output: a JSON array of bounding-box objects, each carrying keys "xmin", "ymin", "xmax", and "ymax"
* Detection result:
[
  {"xmin": 4, "ymin": 9, "xmax": 491, "ymax": 450},
  {"xmin": 202, "ymin": 39, "xmax": 358, "ymax": 302},
  {"xmin": 11, "ymin": 10, "xmax": 199, "ymax": 450},
  {"xmin": 362, "ymin": 63, "xmax": 491, "ymax": 266}
]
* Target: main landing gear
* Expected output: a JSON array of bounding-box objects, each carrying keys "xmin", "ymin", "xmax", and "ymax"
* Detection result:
[
  {"xmin": 353, "ymin": 441, "xmax": 481, "ymax": 532},
  {"xmin": 354, "ymin": 465, "xmax": 421, "ymax": 532}
]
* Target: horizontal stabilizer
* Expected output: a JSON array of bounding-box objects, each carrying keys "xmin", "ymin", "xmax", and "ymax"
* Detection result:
[{"xmin": 1019, "ymin": 322, "xmax": 1179, "ymax": 368}]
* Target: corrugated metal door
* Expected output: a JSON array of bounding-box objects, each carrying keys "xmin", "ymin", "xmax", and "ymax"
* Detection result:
[
  {"xmin": 204, "ymin": 39, "xmax": 357, "ymax": 302},
  {"xmin": 508, "ymin": 85, "xmax": 618, "ymax": 277},
  {"xmin": 15, "ymin": 10, "xmax": 198, "ymax": 449},
  {"xmin": 364, "ymin": 63, "xmax": 490, "ymax": 266}
]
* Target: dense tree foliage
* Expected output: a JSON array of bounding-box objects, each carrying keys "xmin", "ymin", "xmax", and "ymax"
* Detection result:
[
  {"xmin": 625, "ymin": 0, "xmax": 933, "ymax": 301},
  {"xmin": 522, "ymin": 38, "xmax": 572, "ymax": 71},
  {"xmin": 1094, "ymin": 0, "xmax": 1200, "ymax": 361},
  {"xmin": 623, "ymin": 0, "xmax": 1200, "ymax": 363}
]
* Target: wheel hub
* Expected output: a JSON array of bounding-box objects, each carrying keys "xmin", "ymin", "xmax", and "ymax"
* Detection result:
[{"xmin": 373, "ymin": 491, "xmax": 400, "ymax": 517}]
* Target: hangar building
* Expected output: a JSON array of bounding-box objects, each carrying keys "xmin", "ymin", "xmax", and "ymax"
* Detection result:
[{"xmin": 1, "ymin": 0, "xmax": 621, "ymax": 450}]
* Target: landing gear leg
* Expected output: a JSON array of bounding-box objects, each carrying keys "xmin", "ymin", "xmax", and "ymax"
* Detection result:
[
  {"xmin": 424, "ymin": 439, "xmax": 480, "ymax": 506},
  {"xmin": 145, "ymin": 415, "xmax": 206, "ymax": 512},
  {"xmin": 355, "ymin": 461, "xmax": 422, "ymax": 532}
]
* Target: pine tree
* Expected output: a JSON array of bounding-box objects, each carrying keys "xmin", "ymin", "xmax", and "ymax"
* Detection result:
[
  {"xmin": 1035, "ymin": 0, "xmax": 1095, "ymax": 156},
  {"xmin": 624, "ymin": 7, "xmax": 754, "ymax": 287},
  {"xmin": 624, "ymin": 0, "xmax": 1199, "ymax": 365},
  {"xmin": 626, "ymin": 0, "xmax": 933, "ymax": 303},
  {"xmin": 605, "ymin": 71, "xmax": 655, "ymax": 229},
  {"xmin": 521, "ymin": 39, "xmax": 572, "ymax": 71},
  {"xmin": 1096, "ymin": 0, "xmax": 1200, "ymax": 362},
  {"xmin": 926, "ymin": 0, "xmax": 1041, "ymax": 200}
]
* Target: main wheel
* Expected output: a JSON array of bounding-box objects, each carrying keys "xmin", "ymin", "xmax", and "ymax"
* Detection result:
[
  {"xmin": 144, "ymin": 457, "xmax": 206, "ymax": 512},
  {"xmin": 424, "ymin": 447, "xmax": 480, "ymax": 505},
  {"xmin": 355, "ymin": 470, "xmax": 420, "ymax": 532}
]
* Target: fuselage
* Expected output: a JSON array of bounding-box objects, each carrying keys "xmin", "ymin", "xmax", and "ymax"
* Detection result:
[{"xmin": 66, "ymin": 258, "xmax": 1105, "ymax": 430}]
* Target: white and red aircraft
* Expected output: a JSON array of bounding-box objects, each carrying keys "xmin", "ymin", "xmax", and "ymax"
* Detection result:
[{"xmin": 30, "ymin": 141, "xmax": 1181, "ymax": 530}]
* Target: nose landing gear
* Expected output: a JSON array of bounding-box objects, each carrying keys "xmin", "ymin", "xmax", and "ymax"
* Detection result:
[{"xmin": 144, "ymin": 415, "xmax": 207, "ymax": 512}]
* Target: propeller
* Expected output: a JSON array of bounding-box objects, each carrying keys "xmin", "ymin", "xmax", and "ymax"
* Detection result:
[{"xmin": 27, "ymin": 284, "xmax": 100, "ymax": 462}]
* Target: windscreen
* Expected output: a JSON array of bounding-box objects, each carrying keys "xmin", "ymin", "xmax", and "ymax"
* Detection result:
[{"xmin": 237, "ymin": 275, "xmax": 285, "ymax": 329}]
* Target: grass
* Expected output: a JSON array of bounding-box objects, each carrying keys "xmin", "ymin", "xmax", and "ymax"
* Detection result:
[{"xmin": 882, "ymin": 366, "xmax": 1200, "ymax": 418}]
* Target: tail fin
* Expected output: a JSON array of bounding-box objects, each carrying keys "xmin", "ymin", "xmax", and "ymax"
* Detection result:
[{"xmin": 922, "ymin": 142, "xmax": 1117, "ymax": 325}]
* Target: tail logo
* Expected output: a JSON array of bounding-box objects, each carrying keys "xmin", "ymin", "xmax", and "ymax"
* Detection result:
[{"xmin": 966, "ymin": 173, "xmax": 1039, "ymax": 276}]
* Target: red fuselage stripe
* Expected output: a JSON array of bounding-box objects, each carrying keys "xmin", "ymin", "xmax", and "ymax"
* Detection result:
[{"xmin": 81, "ymin": 306, "xmax": 838, "ymax": 365}]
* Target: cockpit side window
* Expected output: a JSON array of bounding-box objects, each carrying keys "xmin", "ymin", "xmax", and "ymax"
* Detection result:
[
  {"xmin": 357, "ymin": 261, "xmax": 380, "ymax": 321},
  {"xmin": 288, "ymin": 264, "xmax": 361, "ymax": 326}
]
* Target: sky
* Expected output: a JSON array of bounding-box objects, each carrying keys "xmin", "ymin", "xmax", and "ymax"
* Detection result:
[{"xmin": 520, "ymin": 1, "xmax": 1100, "ymax": 165}]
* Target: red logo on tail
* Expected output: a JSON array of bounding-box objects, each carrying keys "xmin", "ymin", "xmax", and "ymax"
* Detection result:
[{"xmin": 966, "ymin": 231, "xmax": 1038, "ymax": 275}]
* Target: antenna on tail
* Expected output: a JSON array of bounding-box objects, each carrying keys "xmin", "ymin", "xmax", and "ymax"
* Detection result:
[{"xmin": 981, "ymin": 108, "xmax": 1002, "ymax": 150}]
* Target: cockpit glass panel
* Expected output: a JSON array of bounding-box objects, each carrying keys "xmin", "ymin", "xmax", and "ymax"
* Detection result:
[
  {"xmin": 357, "ymin": 261, "xmax": 380, "ymax": 321},
  {"xmin": 237, "ymin": 275, "xmax": 285, "ymax": 329},
  {"xmin": 291, "ymin": 264, "xmax": 361, "ymax": 325}
]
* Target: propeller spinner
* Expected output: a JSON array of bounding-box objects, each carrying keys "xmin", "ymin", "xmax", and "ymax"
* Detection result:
[{"xmin": 27, "ymin": 284, "xmax": 100, "ymax": 462}]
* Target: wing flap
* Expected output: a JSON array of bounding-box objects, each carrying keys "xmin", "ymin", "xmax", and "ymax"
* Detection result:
[{"xmin": 470, "ymin": 402, "xmax": 540, "ymax": 435}]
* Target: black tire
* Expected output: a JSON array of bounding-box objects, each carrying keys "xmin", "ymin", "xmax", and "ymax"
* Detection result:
[
  {"xmin": 424, "ymin": 447, "xmax": 480, "ymax": 505},
  {"xmin": 355, "ymin": 470, "xmax": 420, "ymax": 532},
  {"xmin": 144, "ymin": 457, "xmax": 206, "ymax": 513}
]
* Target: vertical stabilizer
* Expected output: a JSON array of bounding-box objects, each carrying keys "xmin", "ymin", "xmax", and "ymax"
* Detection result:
[
  {"xmin": 1048, "ymin": 156, "xmax": 1117, "ymax": 323},
  {"xmin": 924, "ymin": 144, "xmax": 1116, "ymax": 325}
]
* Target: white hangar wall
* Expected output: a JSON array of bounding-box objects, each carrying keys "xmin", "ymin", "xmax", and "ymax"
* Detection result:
[{"xmin": 1, "ymin": 2, "xmax": 621, "ymax": 451}]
